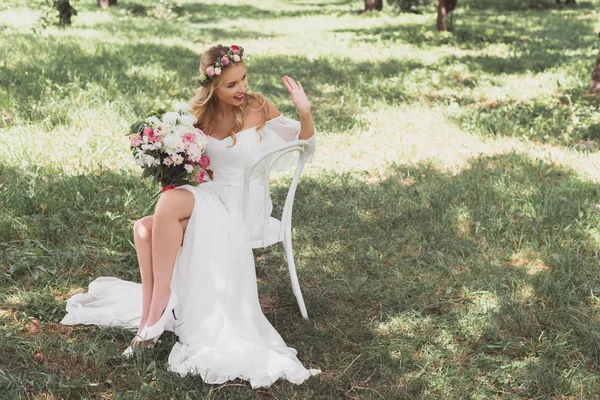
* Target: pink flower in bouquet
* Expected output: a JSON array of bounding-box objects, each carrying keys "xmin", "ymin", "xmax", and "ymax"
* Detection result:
[
  {"xmin": 155, "ymin": 123, "xmax": 167, "ymax": 136},
  {"xmin": 143, "ymin": 127, "xmax": 160, "ymax": 143},
  {"xmin": 182, "ymin": 133, "xmax": 197, "ymax": 144},
  {"xmin": 163, "ymin": 157, "xmax": 174, "ymax": 166},
  {"xmin": 130, "ymin": 134, "xmax": 142, "ymax": 147},
  {"xmin": 220, "ymin": 56, "xmax": 230, "ymax": 66},
  {"xmin": 199, "ymin": 155, "xmax": 210, "ymax": 169},
  {"xmin": 206, "ymin": 66, "xmax": 215, "ymax": 77},
  {"xmin": 196, "ymin": 170, "xmax": 206, "ymax": 183},
  {"xmin": 230, "ymin": 45, "xmax": 241, "ymax": 54}
]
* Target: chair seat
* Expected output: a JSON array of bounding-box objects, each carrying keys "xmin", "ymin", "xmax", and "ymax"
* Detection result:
[{"xmin": 251, "ymin": 217, "xmax": 282, "ymax": 249}]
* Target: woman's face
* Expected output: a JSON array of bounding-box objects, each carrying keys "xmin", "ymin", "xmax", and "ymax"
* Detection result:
[{"xmin": 214, "ymin": 62, "xmax": 248, "ymax": 109}]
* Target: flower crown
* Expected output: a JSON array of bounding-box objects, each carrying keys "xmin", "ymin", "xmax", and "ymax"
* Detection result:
[{"xmin": 195, "ymin": 45, "xmax": 247, "ymax": 87}]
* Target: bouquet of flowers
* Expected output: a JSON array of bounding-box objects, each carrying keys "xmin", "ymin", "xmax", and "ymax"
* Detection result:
[{"xmin": 129, "ymin": 103, "xmax": 211, "ymax": 191}]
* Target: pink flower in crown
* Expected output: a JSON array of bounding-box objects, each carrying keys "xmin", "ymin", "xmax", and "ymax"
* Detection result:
[
  {"xmin": 199, "ymin": 155, "xmax": 210, "ymax": 169},
  {"xmin": 196, "ymin": 170, "xmax": 206, "ymax": 183},
  {"xmin": 206, "ymin": 66, "xmax": 215, "ymax": 77},
  {"xmin": 221, "ymin": 56, "xmax": 230, "ymax": 66},
  {"xmin": 182, "ymin": 133, "xmax": 197, "ymax": 144},
  {"xmin": 230, "ymin": 45, "xmax": 241, "ymax": 54}
]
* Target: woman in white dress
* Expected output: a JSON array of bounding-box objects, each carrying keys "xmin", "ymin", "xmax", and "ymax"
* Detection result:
[{"xmin": 61, "ymin": 44, "xmax": 319, "ymax": 388}]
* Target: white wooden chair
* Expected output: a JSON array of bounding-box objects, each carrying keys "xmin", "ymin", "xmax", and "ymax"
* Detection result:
[{"xmin": 243, "ymin": 139, "xmax": 312, "ymax": 320}]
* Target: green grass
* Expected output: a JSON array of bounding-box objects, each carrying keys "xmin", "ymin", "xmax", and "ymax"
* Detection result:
[{"xmin": 1, "ymin": 0, "xmax": 600, "ymax": 398}]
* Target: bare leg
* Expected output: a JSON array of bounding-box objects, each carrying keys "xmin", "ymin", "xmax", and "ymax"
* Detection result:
[
  {"xmin": 146, "ymin": 189, "xmax": 194, "ymax": 327},
  {"xmin": 133, "ymin": 216, "xmax": 154, "ymax": 335},
  {"xmin": 133, "ymin": 215, "xmax": 191, "ymax": 332}
]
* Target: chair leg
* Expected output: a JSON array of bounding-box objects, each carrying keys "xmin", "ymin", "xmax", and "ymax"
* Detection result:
[{"xmin": 282, "ymin": 234, "xmax": 309, "ymax": 320}]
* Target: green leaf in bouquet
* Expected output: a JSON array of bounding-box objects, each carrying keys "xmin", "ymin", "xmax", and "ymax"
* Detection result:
[
  {"xmin": 147, "ymin": 108, "xmax": 166, "ymax": 120},
  {"xmin": 128, "ymin": 120, "xmax": 147, "ymax": 135}
]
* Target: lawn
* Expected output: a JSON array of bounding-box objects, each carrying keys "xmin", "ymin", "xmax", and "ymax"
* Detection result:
[{"xmin": 1, "ymin": 0, "xmax": 600, "ymax": 398}]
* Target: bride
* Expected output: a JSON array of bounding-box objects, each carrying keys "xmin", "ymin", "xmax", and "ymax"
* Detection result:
[{"xmin": 61, "ymin": 44, "xmax": 319, "ymax": 388}]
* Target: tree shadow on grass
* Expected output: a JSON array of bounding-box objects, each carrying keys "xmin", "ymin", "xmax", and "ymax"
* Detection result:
[
  {"xmin": 450, "ymin": 85, "xmax": 600, "ymax": 146},
  {"xmin": 248, "ymin": 55, "xmax": 426, "ymax": 131},
  {"xmin": 1, "ymin": 32, "xmax": 426, "ymax": 132},
  {"xmin": 83, "ymin": 18, "xmax": 276, "ymax": 42},
  {"xmin": 262, "ymin": 151, "xmax": 600, "ymax": 398},
  {"xmin": 334, "ymin": 8, "xmax": 597, "ymax": 62},
  {"xmin": 2, "ymin": 149, "xmax": 600, "ymax": 397},
  {"xmin": 0, "ymin": 34, "xmax": 205, "ymax": 126}
]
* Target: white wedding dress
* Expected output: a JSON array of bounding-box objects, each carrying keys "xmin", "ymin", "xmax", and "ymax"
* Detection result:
[{"xmin": 60, "ymin": 115, "xmax": 320, "ymax": 388}]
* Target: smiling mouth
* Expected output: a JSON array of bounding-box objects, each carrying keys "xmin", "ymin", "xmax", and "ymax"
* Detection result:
[{"xmin": 234, "ymin": 94, "xmax": 245, "ymax": 101}]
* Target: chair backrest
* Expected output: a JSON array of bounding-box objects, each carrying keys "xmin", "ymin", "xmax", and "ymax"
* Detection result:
[{"xmin": 242, "ymin": 140, "xmax": 311, "ymax": 248}]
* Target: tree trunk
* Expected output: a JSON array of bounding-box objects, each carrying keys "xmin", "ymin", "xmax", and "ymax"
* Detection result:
[
  {"xmin": 57, "ymin": 0, "xmax": 77, "ymax": 25},
  {"xmin": 437, "ymin": 0, "xmax": 457, "ymax": 31},
  {"xmin": 97, "ymin": 0, "xmax": 117, "ymax": 7},
  {"xmin": 590, "ymin": 32, "xmax": 600, "ymax": 92},
  {"xmin": 364, "ymin": 0, "xmax": 383, "ymax": 12}
]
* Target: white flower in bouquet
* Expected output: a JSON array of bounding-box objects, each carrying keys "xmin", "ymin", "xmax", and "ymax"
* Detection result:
[
  {"xmin": 162, "ymin": 134, "xmax": 186, "ymax": 156},
  {"xmin": 174, "ymin": 103, "xmax": 191, "ymax": 114},
  {"xmin": 135, "ymin": 153, "xmax": 160, "ymax": 168},
  {"xmin": 186, "ymin": 144, "xmax": 201, "ymax": 162},
  {"xmin": 163, "ymin": 112, "xmax": 180, "ymax": 126},
  {"xmin": 173, "ymin": 125, "xmax": 189, "ymax": 137},
  {"xmin": 146, "ymin": 116, "xmax": 162, "ymax": 127},
  {"xmin": 141, "ymin": 142, "xmax": 161, "ymax": 151},
  {"xmin": 171, "ymin": 154, "xmax": 184, "ymax": 165},
  {"xmin": 179, "ymin": 115, "xmax": 197, "ymax": 127},
  {"xmin": 184, "ymin": 164, "xmax": 194, "ymax": 173}
]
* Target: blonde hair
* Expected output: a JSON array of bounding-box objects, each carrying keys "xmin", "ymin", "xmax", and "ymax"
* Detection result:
[{"xmin": 190, "ymin": 45, "xmax": 268, "ymax": 147}]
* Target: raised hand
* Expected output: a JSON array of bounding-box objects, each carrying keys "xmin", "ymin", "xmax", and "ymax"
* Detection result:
[{"xmin": 282, "ymin": 75, "xmax": 311, "ymax": 115}]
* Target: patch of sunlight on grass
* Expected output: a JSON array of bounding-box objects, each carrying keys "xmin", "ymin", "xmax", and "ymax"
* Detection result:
[
  {"xmin": 313, "ymin": 104, "xmax": 497, "ymax": 176},
  {"xmin": 509, "ymin": 251, "xmax": 550, "ymax": 276},
  {"xmin": 478, "ymin": 72, "xmax": 582, "ymax": 101},
  {"xmin": 0, "ymin": 9, "xmax": 39, "ymax": 29},
  {"xmin": 376, "ymin": 311, "xmax": 433, "ymax": 337},
  {"xmin": 450, "ymin": 205, "xmax": 473, "ymax": 239},
  {"xmin": 126, "ymin": 64, "xmax": 177, "ymax": 83},
  {"xmin": 465, "ymin": 289, "xmax": 499, "ymax": 314},
  {"xmin": 1, "ymin": 122, "xmax": 135, "ymax": 174},
  {"xmin": 309, "ymin": 103, "xmax": 600, "ymax": 185},
  {"xmin": 515, "ymin": 282, "xmax": 536, "ymax": 303},
  {"xmin": 588, "ymin": 227, "xmax": 600, "ymax": 249},
  {"xmin": 457, "ymin": 311, "xmax": 493, "ymax": 340}
]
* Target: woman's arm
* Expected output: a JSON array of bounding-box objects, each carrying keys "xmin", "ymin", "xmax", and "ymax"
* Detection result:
[{"xmin": 282, "ymin": 76, "xmax": 315, "ymax": 140}]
